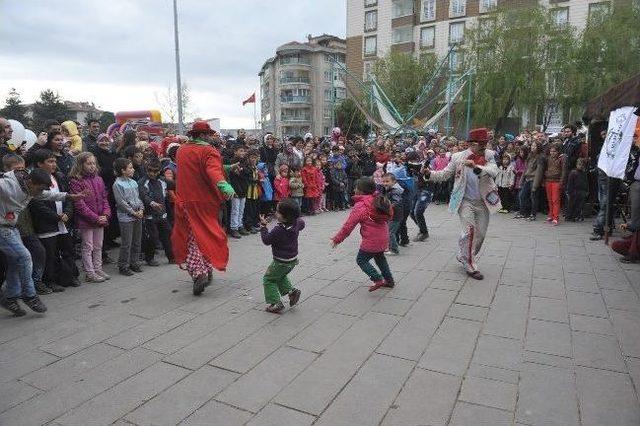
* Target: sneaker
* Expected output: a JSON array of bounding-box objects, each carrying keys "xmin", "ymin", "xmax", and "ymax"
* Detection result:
[
  {"xmin": 22, "ymin": 296, "xmax": 47, "ymax": 313},
  {"xmin": 620, "ymin": 256, "xmax": 639, "ymax": 264},
  {"xmin": 239, "ymin": 228, "xmax": 250, "ymax": 236},
  {"xmin": 250, "ymin": 227, "xmax": 260, "ymax": 234},
  {"xmin": 265, "ymin": 301, "xmax": 285, "ymax": 313},
  {"xmin": 119, "ymin": 267, "xmax": 134, "ymax": 276},
  {"xmin": 193, "ymin": 274, "xmax": 207, "ymax": 296},
  {"xmin": 413, "ymin": 232, "xmax": 429, "ymax": 242},
  {"xmin": 368, "ymin": 279, "xmax": 386, "ymax": 292},
  {"xmin": 48, "ymin": 283, "xmax": 66, "ymax": 293},
  {"xmin": 0, "ymin": 296, "xmax": 26, "ymax": 316},
  {"xmin": 206, "ymin": 270, "xmax": 213, "ymax": 287},
  {"xmin": 383, "ymin": 280, "xmax": 395, "ymax": 288},
  {"xmin": 69, "ymin": 278, "xmax": 81, "ymax": 287},
  {"xmin": 288, "ymin": 288, "xmax": 301, "ymax": 307},
  {"xmin": 528, "ymin": 216, "xmax": 537, "ymax": 221},
  {"xmin": 86, "ymin": 273, "xmax": 106, "ymax": 283},
  {"xmin": 130, "ymin": 264, "xmax": 142, "ymax": 273},
  {"xmin": 229, "ymin": 230, "xmax": 242, "ymax": 239},
  {"xmin": 552, "ymin": 219, "xmax": 559, "ymax": 226},
  {"xmin": 146, "ymin": 259, "xmax": 160, "ymax": 267},
  {"xmin": 499, "ymin": 208, "xmax": 509, "ymax": 214},
  {"xmin": 545, "ymin": 217, "xmax": 553, "ymax": 223},
  {"xmin": 102, "ymin": 253, "xmax": 114, "ymax": 264},
  {"xmin": 513, "ymin": 214, "xmax": 525, "ymax": 219},
  {"xmin": 590, "ymin": 233, "xmax": 603, "ymax": 241},
  {"xmin": 35, "ymin": 282, "xmax": 53, "ymax": 295},
  {"xmin": 96, "ymin": 270, "xmax": 111, "ymax": 280}
]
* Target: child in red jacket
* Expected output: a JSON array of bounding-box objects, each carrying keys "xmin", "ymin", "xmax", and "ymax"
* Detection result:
[
  {"xmin": 274, "ymin": 164, "xmax": 290, "ymax": 201},
  {"xmin": 330, "ymin": 177, "xmax": 395, "ymax": 292},
  {"xmin": 301, "ymin": 157, "xmax": 321, "ymax": 214}
]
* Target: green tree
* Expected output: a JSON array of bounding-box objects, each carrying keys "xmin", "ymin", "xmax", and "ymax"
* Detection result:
[
  {"xmin": 31, "ymin": 89, "xmax": 70, "ymax": 132},
  {"xmin": 335, "ymin": 98, "xmax": 369, "ymax": 138},
  {"xmin": 372, "ymin": 51, "xmax": 438, "ymax": 118},
  {"xmin": 0, "ymin": 88, "xmax": 28, "ymax": 124},
  {"xmin": 463, "ymin": 4, "xmax": 576, "ymax": 130},
  {"xmin": 566, "ymin": 2, "xmax": 640, "ymax": 110},
  {"xmin": 99, "ymin": 111, "xmax": 115, "ymax": 129}
]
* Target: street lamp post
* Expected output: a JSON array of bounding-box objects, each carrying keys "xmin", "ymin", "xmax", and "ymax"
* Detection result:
[{"xmin": 173, "ymin": 0, "xmax": 184, "ymax": 134}]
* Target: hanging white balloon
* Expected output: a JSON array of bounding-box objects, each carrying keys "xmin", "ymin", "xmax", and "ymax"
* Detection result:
[
  {"xmin": 7, "ymin": 119, "xmax": 26, "ymax": 148},
  {"xmin": 24, "ymin": 129, "xmax": 38, "ymax": 150}
]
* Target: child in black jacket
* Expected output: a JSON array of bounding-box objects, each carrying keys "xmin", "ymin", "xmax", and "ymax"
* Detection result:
[
  {"xmin": 566, "ymin": 158, "xmax": 589, "ymax": 222},
  {"xmin": 139, "ymin": 160, "xmax": 174, "ymax": 266}
]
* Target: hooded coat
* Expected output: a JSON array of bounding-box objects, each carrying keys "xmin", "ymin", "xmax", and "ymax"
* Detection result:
[{"xmin": 331, "ymin": 194, "xmax": 393, "ymax": 253}]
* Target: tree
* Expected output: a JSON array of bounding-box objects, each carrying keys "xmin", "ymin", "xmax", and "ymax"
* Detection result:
[
  {"xmin": 31, "ymin": 89, "xmax": 70, "ymax": 132},
  {"xmin": 99, "ymin": 111, "xmax": 115, "ymax": 129},
  {"xmin": 372, "ymin": 51, "xmax": 438, "ymax": 117},
  {"xmin": 335, "ymin": 98, "xmax": 369, "ymax": 138},
  {"xmin": 463, "ymin": 4, "xmax": 576, "ymax": 130},
  {"xmin": 155, "ymin": 83, "xmax": 194, "ymax": 124},
  {"xmin": 0, "ymin": 88, "xmax": 28, "ymax": 124}
]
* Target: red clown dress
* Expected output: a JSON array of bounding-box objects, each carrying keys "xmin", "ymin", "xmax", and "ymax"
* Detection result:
[{"xmin": 171, "ymin": 141, "xmax": 229, "ymax": 277}]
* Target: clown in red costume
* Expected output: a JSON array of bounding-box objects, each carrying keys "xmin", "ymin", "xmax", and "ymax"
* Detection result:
[{"xmin": 171, "ymin": 121, "xmax": 235, "ymax": 295}]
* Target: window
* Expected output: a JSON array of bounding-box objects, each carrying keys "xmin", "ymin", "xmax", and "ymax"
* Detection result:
[
  {"xmin": 421, "ymin": 0, "xmax": 436, "ymax": 22},
  {"xmin": 449, "ymin": 0, "xmax": 466, "ymax": 18},
  {"xmin": 479, "ymin": 0, "xmax": 496, "ymax": 13},
  {"xmin": 365, "ymin": 0, "xmax": 377, "ymax": 6},
  {"xmin": 450, "ymin": 49, "xmax": 464, "ymax": 72},
  {"xmin": 336, "ymin": 88, "xmax": 346, "ymax": 99},
  {"xmin": 588, "ymin": 2, "xmax": 610, "ymax": 22},
  {"xmin": 364, "ymin": 36, "xmax": 377, "ymax": 55},
  {"xmin": 363, "ymin": 61, "xmax": 374, "ymax": 81},
  {"xmin": 324, "ymin": 105, "xmax": 333, "ymax": 119},
  {"xmin": 449, "ymin": 22, "xmax": 465, "ymax": 45},
  {"xmin": 365, "ymin": 10, "xmax": 377, "ymax": 31},
  {"xmin": 551, "ymin": 8, "xmax": 569, "ymax": 25},
  {"xmin": 324, "ymin": 88, "xmax": 333, "ymax": 101},
  {"xmin": 324, "ymin": 70, "xmax": 332, "ymax": 83},
  {"xmin": 392, "ymin": 26, "xmax": 413, "ymax": 44},
  {"xmin": 420, "ymin": 26, "xmax": 435, "ymax": 48},
  {"xmin": 392, "ymin": 0, "xmax": 413, "ymax": 18}
]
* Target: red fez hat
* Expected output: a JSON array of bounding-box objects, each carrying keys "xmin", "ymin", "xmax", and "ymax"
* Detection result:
[
  {"xmin": 468, "ymin": 128, "xmax": 489, "ymax": 144},
  {"xmin": 187, "ymin": 121, "xmax": 215, "ymax": 137}
]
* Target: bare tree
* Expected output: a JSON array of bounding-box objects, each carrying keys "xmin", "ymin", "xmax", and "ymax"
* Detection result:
[{"xmin": 154, "ymin": 83, "xmax": 195, "ymax": 124}]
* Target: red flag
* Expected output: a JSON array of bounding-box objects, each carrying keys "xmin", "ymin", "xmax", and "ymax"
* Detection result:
[{"xmin": 242, "ymin": 93, "xmax": 256, "ymax": 106}]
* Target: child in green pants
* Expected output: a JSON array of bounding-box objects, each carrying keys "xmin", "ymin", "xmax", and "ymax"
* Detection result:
[{"xmin": 259, "ymin": 198, "xmax": 305, "ymax": 313}]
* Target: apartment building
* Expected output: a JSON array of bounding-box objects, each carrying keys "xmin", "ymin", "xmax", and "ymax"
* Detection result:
[
  {"xmin": 259, "ymin": 34, "xmax": 346, "ymax": 138},
  {"xmin": 347, "ymin": 0, "xmax": 615, "ymax": 85}
]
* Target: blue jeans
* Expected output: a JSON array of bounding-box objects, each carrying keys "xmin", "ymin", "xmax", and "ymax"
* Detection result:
[
  {"xmin": 230, "ymin": 197, "xmax": 247, "ymax": 231},
  {"xmin": 411, "ymin": 189, "xmax": 432, "ymax": 234},
  {"xmin": 0, "ymin": 227, "xmax": 35, "ymax": 299},
  {"xmin": 593, "ymin": 170, "xmax": 621, "ymax": 235},
  {"xmin": 356, "ymin": 250, "xmax": 394, "ymax": 283},
  {"xmin": 388, "ymin": 220, "xmax": 400, "ymax": 252},
  {"xmin": 22, "ymin": 235, "xmax": 45, "ymax": 287}
]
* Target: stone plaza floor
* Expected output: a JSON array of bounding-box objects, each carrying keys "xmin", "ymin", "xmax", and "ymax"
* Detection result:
[{"xmin": 1, "ymin": 205, "xmax": 639, "ymax": 425}]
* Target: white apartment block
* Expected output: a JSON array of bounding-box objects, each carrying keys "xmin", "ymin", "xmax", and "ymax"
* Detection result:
[
  {"xmin": 347, "ymin": 0, "xmax": 619, "ymax": 84},
  {"xmin": 259, "ymin": 34, "xmax": 346, "ymax": 138}
]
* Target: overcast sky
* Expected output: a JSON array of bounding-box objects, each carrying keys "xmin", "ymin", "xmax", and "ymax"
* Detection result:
[{"xmin": 0, "ymin": 0, "xmax": 345, "ymax": 128}]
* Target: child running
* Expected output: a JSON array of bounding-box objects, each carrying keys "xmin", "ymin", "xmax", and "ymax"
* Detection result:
[
  {"xmin": 259, "ymin": 198, "xmax": 304, "ymax": 313},
  {"xmin": 331, "ymin": 177, "xmax": 395, "ymax": 292}
]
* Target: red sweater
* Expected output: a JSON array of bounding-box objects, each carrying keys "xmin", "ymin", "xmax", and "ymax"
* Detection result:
[
  {"xmin": 332, "ymin": 194, "xmax": 392, "ymax": 253},
  {"xmin": 301, "ymin": 165, "xmax": 321, "ymax": 198},
  {"xmin": 274, "ymin": 176, "xmax": 290, "ymax": 201}
]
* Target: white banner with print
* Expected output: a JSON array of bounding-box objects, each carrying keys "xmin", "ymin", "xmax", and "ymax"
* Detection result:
[{"xmin": 598, "ymin": 106, "xmax": 638, "ymax": 179}]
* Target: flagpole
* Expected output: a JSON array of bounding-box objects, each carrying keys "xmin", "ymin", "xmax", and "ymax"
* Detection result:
[{"xmin": 253, "ymin": 98, "xmax": 257, "ymax": 132}]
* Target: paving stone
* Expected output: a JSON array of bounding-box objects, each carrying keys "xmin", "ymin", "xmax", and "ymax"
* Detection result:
[
  {"xmin": 371, "ymin": 297, "xmax": 414, "ymax": 316},
  {"xmin": 449, "ymin": 402, "xmax": 512, "ymax": 425},
  {"xmin": 39, "ymin": 313, "xmax": 142, "ymax": 357},
  {"xmin": 216, "ymin": 347, "xmax": 317, "ymax": 413},
  {"xmin": 125, "ymin": 366, "xmax": 238, "ymax": 426},
  {"xmin": 330, "ymin": 286, "xmax": 387, "ymax": 317},
  {"xmin": 382, "ymin": 369, "xmax": 461, "ymax": 426},
  {"xmin": 529, "ymin": 297, "xmax": 569, "ymax": 323},
  {"xmin": 246, "ymin": 404, "xmax": 315, "ymax": 426},
  {"xmin": 564, "ymin": 272, "xmax": 599, "ymax": 293},
  {"xmin": 316, "ymin": 278, "xmax": 362, "ymax": 298},
  {"xmin": 430, "ymin": 275, "xmax": 465, "ymax": 291},
  {"xmin": 595, "ymin": 270, "xmax": 633, "ymax": 291},
  {"xmin": 523, "ymin": 350, "xmax": 573, "ymax": 368},
  {"xmin": 501, "ymin": 267, "xmax": 533, "ymax": 285},
  {"xmin": 576, "ymin": 366, "xmax": 640, "ymax": 426},
  {"xmin": 54, "ymin": 362, "xmax": 190, "ymax": 426},
  {"xmin": 626, "ymin": 357, "xmax": 640, "ymax": 393},
  {"xmin": 533, "ymin": 264, "xmax": 563, "ymax": 280},
  {"xmin": 315, "ymin": 354, "xmax": 414, "ymax": 426},
  {"xmin": 455, "ymin": 277, "xmax": 498, "ymax": 307},
  {"xmin": 286, "ymin": 312, "xmax": 357, "ymax": 353},
  {"xmin": 275, "ymin": 312, "xmax": 397, "ymax": 415},
  {"xmin": 484, "ymin": 285, "xmax": 528, "ymax": 340},
  {"xmin": 601, "ymin": 289, "xmax": 640, "ymax": 312},
  {"xmin": 525, "ymin": 319, "xmax": 572, "ymax": 357},
  {"xmin": 446, "ymin": 303, "xmax": 488, "ymax": 322},
  {"xmin": 377, "ymin": 288, "xmax": 455, "ymax": 361},
  {"xmin": 20, "ymin": 343, "xmax": 124, "ymax": 391},
  {"xmin": 610, "ymin": 309, "xmax": 640, "ymax": 358},
  {"xmin": 211, "ymin": 295, "xmax": 336, "ymax": 373},
  {"xmin": 163, "ymin": 309, "xmax": 276, "ymax": 370},
  {"xmin": 467, "ymin": 363, "xmax": 519, "ymax": 384},
  {"xmin": 0, "ymin": 348, "xmax": 59, "ymax": 384},
  {"xmin": 0, "ymin": 380, "xmax": 41, "ymax": 413},
  {"xmin": 570, "ymin": 314, "xmax": 615, "ymax": 335},
  {"xmin": 390, "ymin": 270, "xmax": 432, "ymax": 300},
  {"xmin": 531, "ymin": 278, "xmax": 565, "ymax": 300},
  {"xmin": 567, "ymin": 290, "xmax": 608, "ymax": 318},
  {"xmin": 0, "ymin": 348, "xmax": 162, "ymax": 426},
  {"xmin": 572, "ymin": 331, "xmax": 627, "ymax": 372},
  {"xmin": 142, "ymin": 299, "xmax": 256, "ymax": 354},
  {"xmin": 472, "ymin": 334, "xmax": 522, "ymax": 371},
  {"xmin": 458, "ymin": 376, "xmax": 517, "ymax": 411},
  {"xmin": 180, "ymin": 400, "xmax": 253, "ymax": 425},
  {"xmin": 516, "ymin": 362, "xmax": 580, "ymax": 425},
  {"xmin": 106, "ymin": 309, "xmax": 196, "ymax": 350},
  {"xmin": 418, "ymin": 317, "xmax": 481, "ymax": 376}
]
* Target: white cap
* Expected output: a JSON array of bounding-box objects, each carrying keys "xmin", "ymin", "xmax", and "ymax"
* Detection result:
[{"xmin": 304, "ymin": 132, "xmax": 313, "ymax": 140}]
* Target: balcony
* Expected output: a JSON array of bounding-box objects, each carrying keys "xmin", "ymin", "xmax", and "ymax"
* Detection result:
[
  {"xmin": 280, "ymin": 77, "xmax": 311, "ymax": 85},
  {"xmin": 280, "ymin": 57, "xmax": 311, "ymax": 66},
  {"xmin": 281, "ymin": 115, "xmax": 311, "ymax": 123},
  {"xmin": 280, "ymin": 96, "xmax": 312, "ymax": 104}
]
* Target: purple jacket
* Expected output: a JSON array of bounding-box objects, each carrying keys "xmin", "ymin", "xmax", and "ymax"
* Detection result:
[
  {"xmin": 260, "ymin": 218, "xmax": 305, "ymax": 261},
  {"xmin": 70, "ymin": 174, "xmax": 111, "ymax": 229}
]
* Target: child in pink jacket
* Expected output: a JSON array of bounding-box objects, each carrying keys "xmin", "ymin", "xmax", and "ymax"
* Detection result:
[
  {"xmin": 274, "ymin": 164, "xmax": 291, "ymax": 201},
  {"xmin": 331, "ymin": 177, "xmax": 395, "ymax": 292}
]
